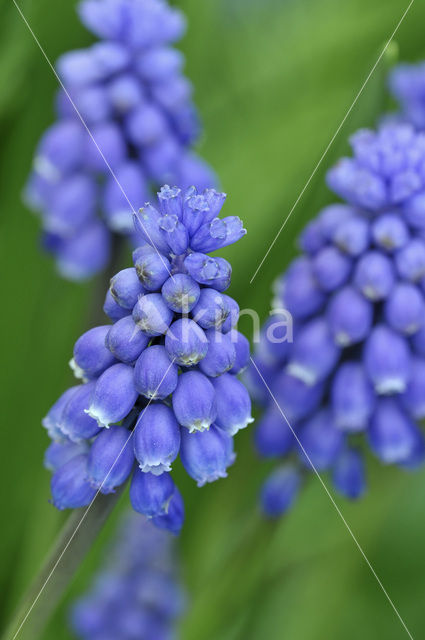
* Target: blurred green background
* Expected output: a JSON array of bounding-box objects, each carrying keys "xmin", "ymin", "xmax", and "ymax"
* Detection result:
[{"xmin": 2, "ymin": 0, "xmax": 425, "ymax": 638}]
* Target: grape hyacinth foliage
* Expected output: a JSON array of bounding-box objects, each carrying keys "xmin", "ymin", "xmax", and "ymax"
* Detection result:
[
  {"xmin": 249, "ymin": 122, "xmax": 425, "ymax": 517},
  {"xmin": 25, "ymin": 0, "xmax": 215, "ymax": 280},
  {"xmin": 71, "ymin": 511, "xmax": 185, "ymax": 639},
  {"xmin": 43, "ymin": 186, "xmax": 252, "ymax": 534}
]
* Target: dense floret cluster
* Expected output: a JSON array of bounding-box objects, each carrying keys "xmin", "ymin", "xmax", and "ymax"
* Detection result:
[
  {"xmin": 43, "ymin": 186, "xmax": 251, "ymax": 533},
  {"xmin": 26, "ymin": 0, "xmax": 214, "ymax": 280},
  {"xmin": 71, "ymin": 511, "xmax": 185, "ymax": 639},
  {"xmin": 248, "ymin": 123, "xmax": 425, "ymax": 517},
  {"xmin": 389, "ymin": 61, "xmax": 425, "ymax": 129}
]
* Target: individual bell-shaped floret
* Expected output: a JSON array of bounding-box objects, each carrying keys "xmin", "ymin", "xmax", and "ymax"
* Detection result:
[
  {"xmin": 134, "ymin": 345, "xmax": 178, "ymax": 399},
  {"xmin": 311, "ymin": 246, "xmax": 352, "ymax": 292},
  {"xmin": 198, "ymin": 330, "xmax": 236, "ymax": 377},
  {"xmin": 298, "ymin": 410, "xmax": 344, "ymax": 471},
  {"xmin": 42, "ymin": 386, "xmax": 80, "ymax": 440},
  {"xmin": 152, "ymin": 486, "xmax": 185, "ymax": 535},
  {"xmin": 254, "ymin": 406, "xmax": 294, "ymax": 458},
  {"xmin": 363, "ymin": 325, "xmax": 411, "ymax": 394},
  {"xmin": 286, "ymin": 319, "xmax": 340, "ymax": 386},
  {"xmin": 133, "ymin": 293, "xmax": 174, "ymax": 336},
  {"xmin": 331, "ymin": 362, "xmax": 375, "ymax": 432},
  {"xmin": 332, "ymin": 448, "xmax": 366, "ymax": 499},
  {"xmin": 260, "ymin": 465, "xmax": 302, "ymax": 518},
  {"xmin": 384, "ymin": 282, "xmax": 425, "ymax": 335},
  {"xmin": 161, "ymin": 274, "xmax": 200, "ymax": 313},
  {"xmin": 165, "ymin": 318, "xmax": 208, "ymax": 366},
  {"xmin": 191, "ymin": 289, "xmax": 231, "ymax": 330},
  {"xmin": 368, "ymin": 398, "xmax": 422, "ymax": 464},
  {"xmin": 61, "ymin": 382, "xmax": 101, "ymax": 442},
  {"xmin": 353, "ymin": 251, "xmax": 395, "ymax": 300},
  {"xmin": 228, "ymin": 330, "xmax": 250, "ymax": 374},
  {"xmin": 103, "ymin": 289, "xmax": 129, "ymax": 321},
  {"xmin": 134, "ymin": 404, "xmax": 181, "ymax": 475},
  {"xmin": 86, "ymin": 363, "xmax": 139, "ymax": 427},
  {"xmin": 180, "ymin": 426, "xmax": 235, "ymax": 486},
  {"xmin": 106, "ymin": 315, "xmax": 150, "ymax": 363},
  {"xmin": 172, "ymin": 371, "xmax": 217, "ymax": 432},
  {"xmin": 133, "ymin": 245, "xmax": 171, "ymax": 291},
  {"xmin": 130, "ymin": 469, "xmax": 176, "ymax": 517},
  {"xmin": 327, "ymin": 286, "xmax": 373, "ymax": 346},
  {"xmin": 110, "ymin": 267, "xmax": 145, "ymax": 309},
  {"xmin": 71, "ymin": 325, "xmax": 117, "ymax": 380},
  {"xmin": 44, "ymin": 440, "xmax": 89, "ymax": 472},
  {"xmin": 51, "ymin": 454, "xmax": 97, "ymax": 510},
  {"xmin": 87, "ymin": 426, "xmax": 135, "ymax": 493},
  {"xmin": 212, "ymin": 373, "xmax": 253, "ymax": 436}
]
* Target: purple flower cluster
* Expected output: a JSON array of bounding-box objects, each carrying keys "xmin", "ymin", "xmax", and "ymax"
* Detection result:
[
  {"xmin": 43, "ymin": 186, "xmax": 251, "ymax": 533},
  {"xmin": 71, "ymin": 510, "xmax": 185, "ymax": 639},
  {"xmin": 248, "ymin": 122, "xmax": 425, "ymax": 517},
  {"xmin": 26, "ymin": 0, "xmax": 215, "ymax": 280},
  {"xmin": 389, "ymin": 61, "xmax": 425, "ymax": 129}
]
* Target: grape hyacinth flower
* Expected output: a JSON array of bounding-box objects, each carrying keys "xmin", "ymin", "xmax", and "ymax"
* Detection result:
[
  {"xmin": 42, "ymin": 186, "xmax": 251, "ymax": 533},
  {"xmin": 249, "ymin": 122, "xmax": 425, "ymax": 518},
  {"xmin": 25, "ymin": 0, "xmax": 215, "ymax": 280},
  {"xmin": 71, "ymin": 511, "xmax": 186, "ymax": 639}
]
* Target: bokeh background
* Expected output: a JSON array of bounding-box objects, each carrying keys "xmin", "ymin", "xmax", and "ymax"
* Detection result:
[{"xmin": 2, "ymin": 0, "xmax": 425, "ymax": 638}]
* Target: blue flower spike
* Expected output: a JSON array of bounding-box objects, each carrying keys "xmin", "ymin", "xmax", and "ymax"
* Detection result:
[{"xmin": 41, "ymin": 185, "xmax": 249, "ymax": 533}]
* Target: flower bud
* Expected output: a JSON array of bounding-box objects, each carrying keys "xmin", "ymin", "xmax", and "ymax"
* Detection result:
[
  {"xmin": 327, "ymin": 286, "xmax": 373, "ymax": 346},
  {"xmin": 395, "ymin": 238, "xmax": 425, "ymax": 281},
  {"xmin": 371, "ymin": 213, "xmax": 409, "ymax": 251},
  {"xmin": 228, "ymin": 330, "xmax": 250, "ymax": 374},
  {"xmin": 87, "ymin": 426, "xmax": 134, "ymax": 493},
  {"xmin": 298, "ymin": 410, "xmax": 344, "ymax": 470},
  {"xmin": 211, "ymin": 373, "xmax": 253, "ymax": 436},
  {"xmin": 221, "ymin": 294, "xmax": 240, "ymax": 333},
  {"xmin": 165, "ymin": 318, "xmax": 208, "ymax": 366},
  {"xmin": 299, "ymin": 219, "xmax": 325, "ymax": 254},
  {"xmin": 86, "ymin": 364, "xmax": 139, "ymax": 427},
  {"xmin": 132, "ymin": 293, "xmax": 174, "ymax": 336},
  {"xmin": 152, "ymin": 486, "xmax": 185, "ymax": 535},
  {"xmin": 51, "ymin": 454, "xmax": 97, "ymax": 510},
  {"xmin": 190, "ymin": 216, "xmax": 246, "ymax": 253},
  {"xmin": 281, "ymin": 257, "xmax": 325, "ymax": 319},
  {"xmin": 327, "ymin": 158, "xmax": 386, "ymax": 210},
  {"xmin": 71, "ymin": 325, "xmax": 116, "ymax": 380},
  {"xmin": 318, "ymin": 204, "xmax": 355, "ymax": 239},
  {"xmin": 331, "ymin": 362, "xmax": 375, "ymax": 432},
  {"xmin": 133, "ymin": 245, "xmax": 171, "ymax": 291},
  {"xmin": 129, "ymin": 469, "xmax": 175, "ymax": 517},
  {"xmin": 384, "ymin": 282, "xmax": 425, "ymax": 335},
  {"xmin": 332, "ymin": 449, "xmax": 366, "ymax": 499},
  {"xmin": 260, "ymin": 465, "xmax": 301, "ymax": 517},
  {"xmin": 103, "ymin": 289, "xmax": 128, "ymax": 321},
  {"xmin": 110, "ymin": 267, "xmax": 145, "ymax": 309},
  {"xmin": 106, "ymin": 315, "xmax": 149, "ymax": 364},
  {"xmin": 180, "ymin": 425, "xmax": 235, "ymax": 486},
  {"xmin": 353, "ymin": 251, "xmax": 395, "ymax": 300},
  {"xmin": 198, "ymin": 331, "xmax": 236, "ymax": 377},
  {"xmin": 311, "ymin": 246, "xmax": 352, "ymax": 292},
  {"xmin": 44, "ymin": 440, "xmax": 89, "ymax": 472},
  {"xmin": 133, "ymin": 204, "xmax": 170, "ymax": 254},
  {"xmin": 134, "ymin": 345, "xmax": 178, "ymax": 400},
  {"xmin": 161, "ymin": 274, "xmax": 200, "ymax": 313},
  {"xmin": 184, "ymin": 253, "xmax": 231, "ymax": 291},
  {"xmin": 191, "ymin": 289, "xmax": 230, "ymax": 330},
  {"xmin": 172, "ymin": 371, "xmax": 217, "ymax": 432},
  {"xmin": 134, "ymin": 404, "xmax": 181, "ymax": 475},
  {"xmin": 369, "ymin": 399, "xmax": 421, "ymax": 463},
  {"xmin": 61, "ymin": 382, "xmax": 101, "ymax": 442},
  {"xmin": 286, "ymin": 319, "xmax": 340, "ymax": 386},
  {"xmin": 255, "ymin": 406, "xmax": 294, "ymax": 457},
  {"xmin": 363, "ymin": 325, "xmax": 411, "ymax": 394}
]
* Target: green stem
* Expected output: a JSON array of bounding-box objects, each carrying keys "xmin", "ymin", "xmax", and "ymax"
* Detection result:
[{"xmin": 2, "ymin": 489, "xmax": 123, "ymax": 640}]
